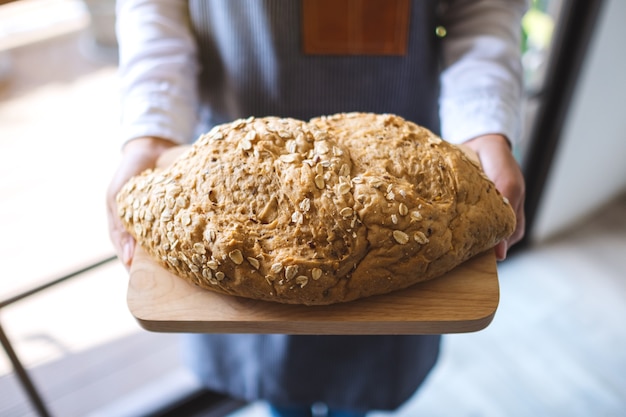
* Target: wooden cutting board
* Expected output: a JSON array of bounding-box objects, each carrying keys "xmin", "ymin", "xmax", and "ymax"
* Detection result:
[
  {"xmin": 127, "ymin": 247, "xmax": 499, "ymax": 335},
  {"xmin": 126, "ymin": 145, "xmax": 500, "ymax": 335}
]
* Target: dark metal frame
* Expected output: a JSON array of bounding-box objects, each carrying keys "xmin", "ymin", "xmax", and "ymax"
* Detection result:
[
  {"xmin": 0, "ymin": 256, "xmax": 117, "ymax": 417},
  {"xmin": 519, "ymin": 0, "xmax": 606, "ymax": 249}
]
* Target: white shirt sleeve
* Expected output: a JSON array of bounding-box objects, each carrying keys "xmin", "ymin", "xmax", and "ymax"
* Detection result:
[
  {"xmin": 439, "ymin": 0, "xmax": 528, "ymax": 145},
  {"xmin": 116, "ymin": 0, "xmax": 199, "ymax": 145}
]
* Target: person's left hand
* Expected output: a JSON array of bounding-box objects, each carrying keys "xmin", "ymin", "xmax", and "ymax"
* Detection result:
[{"xmin": 462, "ymin": 134, "xmax": 526, "ymax": 260}]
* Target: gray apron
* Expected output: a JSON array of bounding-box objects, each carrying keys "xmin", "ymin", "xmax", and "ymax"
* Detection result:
[{"xmin": 184, "ymin": 0, "xmax": 442, "ymax": 411}]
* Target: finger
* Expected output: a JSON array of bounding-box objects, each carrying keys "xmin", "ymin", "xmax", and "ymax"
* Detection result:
[
  {"xmin": 120, "ymin": 232, "xmax": 136, "ymax": 269},
  {"xmin": 106, "ymin": 185, "xmax": 136, "ymax": 269},
  {"xmin": 110, "ymin": 223, "xmax": 135, "ymax": 270},
  {"xmin": 107, "ymin": 207, "xmax": 132, "ymax": 268},
  {"xmin": 495, "ymin": 240, "xmax": 508, "ymax": 261},
  {"xmin": 508, "ymin": 197, "xmax": 526, "ymax": 247}
]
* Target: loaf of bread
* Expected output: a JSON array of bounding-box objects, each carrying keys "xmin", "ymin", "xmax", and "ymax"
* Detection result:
[{"xmin": 117, "ymin": 113, "xmax": 515, "ymax": 305}]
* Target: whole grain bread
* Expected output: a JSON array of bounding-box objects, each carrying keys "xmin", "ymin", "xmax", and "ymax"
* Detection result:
[{"xmin": 117, "ymin": 113, "xmax": 515, "ymax": 305}]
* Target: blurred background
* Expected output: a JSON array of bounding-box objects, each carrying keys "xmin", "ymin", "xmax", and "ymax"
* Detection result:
[{"xmin": 0, "ymin": 0, "xmax": 624, "ymax": 416}]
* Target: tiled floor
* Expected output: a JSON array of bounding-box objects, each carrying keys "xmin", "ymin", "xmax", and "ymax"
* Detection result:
[{"xmin": 1, "ymin": 2, "xmax": 625, "ymax": 417}]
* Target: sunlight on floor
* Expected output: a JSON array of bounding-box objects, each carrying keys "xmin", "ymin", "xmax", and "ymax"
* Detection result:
[{"xmin": 0, "ymin": 0, "xmax": 137, "ymax": 378}]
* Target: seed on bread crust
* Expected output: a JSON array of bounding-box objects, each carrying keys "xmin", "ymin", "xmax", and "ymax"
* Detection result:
[
  {"xmin": 393, "ymin": 230, "xmax": 409, "ymax": 244},
  {"xmin": 229, "ymin": 250, "xmax": 244, "ymax": 265}
]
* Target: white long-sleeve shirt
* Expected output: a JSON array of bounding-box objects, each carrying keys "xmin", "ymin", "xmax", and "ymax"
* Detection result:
[{"xmin": 116, "ymin": 0, "xmax": 527, "ymax": 147}]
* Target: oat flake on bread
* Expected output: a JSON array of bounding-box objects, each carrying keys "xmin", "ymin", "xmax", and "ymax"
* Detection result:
[{"xmin": 117, "ymin": 113, "xmax": 516, "ymax": 305}]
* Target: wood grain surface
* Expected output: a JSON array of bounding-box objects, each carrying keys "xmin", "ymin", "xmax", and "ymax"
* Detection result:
[{"xmin": 127, "ymin": 247, "xmax": 499, "ymax": 335}]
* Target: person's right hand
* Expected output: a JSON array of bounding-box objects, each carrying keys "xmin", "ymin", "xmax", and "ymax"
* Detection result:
[{"xmin": 106, "ymin": 136, "xmax": 178, "ymax": 269}]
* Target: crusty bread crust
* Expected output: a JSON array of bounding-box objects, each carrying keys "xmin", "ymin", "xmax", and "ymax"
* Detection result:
[{"xmin": 117, "ymin": 113, "xmax": 515, "ymax": 305}]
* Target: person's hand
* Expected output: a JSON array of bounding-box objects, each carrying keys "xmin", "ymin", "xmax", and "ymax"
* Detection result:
[
  {"xmin": 106, "ymin": 136, "xmax": 178, "ymax": 269},
  {"xmin": 462, "ymin": 134, "xmax": 526, "ymax": 260}
]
